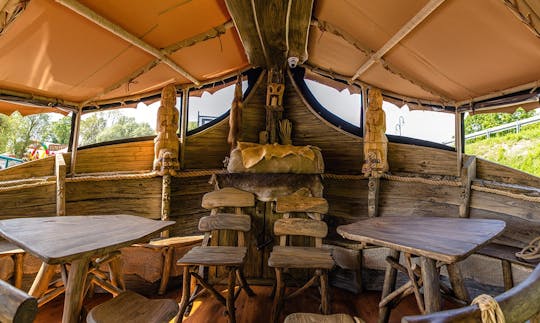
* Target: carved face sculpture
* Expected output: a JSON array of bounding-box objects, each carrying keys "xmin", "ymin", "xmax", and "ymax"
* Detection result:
[
  {"xmin": 368, "ymin": 88, "xmax": 383, "ymax": 111},
  {"xmin": 161, "ymin": 84, "xmax": 177, "ymax": 107}
]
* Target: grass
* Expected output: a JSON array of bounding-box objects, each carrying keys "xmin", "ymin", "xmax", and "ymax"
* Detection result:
[{"xmin": 465, "ymin": 123, "xmax": 540, "ymax": 177}]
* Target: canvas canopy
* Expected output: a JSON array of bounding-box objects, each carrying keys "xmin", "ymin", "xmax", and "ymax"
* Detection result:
[{"xmin": 0, "ymin": 0, "xmax": 539, "ymax": 115}]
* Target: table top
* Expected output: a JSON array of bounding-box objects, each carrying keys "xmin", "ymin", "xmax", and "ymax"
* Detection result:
[
  {"xmin": 0, "ymin": 215, "xmax": 174, "ymax": 264},
  {"xmin": 337, "ymin": 216, "xmax": 505, "ymax": 263}
]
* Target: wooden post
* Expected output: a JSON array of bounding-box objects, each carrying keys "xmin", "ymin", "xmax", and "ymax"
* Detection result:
[
  {"xmin": 29, "ymin": 264, "xmax": 57, "ymax": 299},
  {"xmin": 56, "ymin": 154, "xmax": 66, "ymax": 217},
  {"xmin": 455, "ymin": 111, "xmax": 463, "ymax": 177},
  {"xmin": 179, "ymin": 88, "xmax": 189, "ymax": 169},
  {"xmin": 62, "ymin": 258, "xmax": 89, "ymax": 323},
  {"xmin": 368, "ymin": 177, "xmax": 380, "ymax": 217},
  {"xmin": 69, "ymin": 109, "xmax": 81, "ymax": 175},
  {"xmin": 379, "ymin": 249, "xmax": 400, "ymax": 323},
  {"xmin": 446, "ymin": 262, "xmax": 470, "ymax": 302},
  {"xmin": 161, "ymin": 174, "xmax": 171, "ymax": 238},
  {"xmin": 459, "ymin": 156, "xmax": 476, "ymax": 218},
  {"xmin": 421, "ymin": 257, "xmax": 441, "ymax": 313}
]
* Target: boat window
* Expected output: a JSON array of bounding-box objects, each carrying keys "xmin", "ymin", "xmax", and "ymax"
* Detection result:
[
  {"xmin": 464, "ymin": 107, "xmax": 540, "ymax": 176},
  {"xmin": 383, "ymin": 100, "xmax": 455, "ymax": 149},
  {"xmin": 0, "ymin": 112, "xmax": 71, "ymax": 168},
  {"xmin": 187, "ymin": 80, "xmax": 248, "ymax": 133},
  {"xmin": 78, "ymin": 103, "xmax": 166, "ymax": 147},
  {"xmin": 304, "ymin": 79, "xmax": 362, "ymax": 127}
]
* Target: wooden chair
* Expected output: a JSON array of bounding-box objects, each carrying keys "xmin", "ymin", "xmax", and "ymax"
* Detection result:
[
  {"xmin": 402, "ymin": 264, "xmax": 540, "ymax": 323},
  {"xmin": 268, "ymin": 217, "xmax": 335, "ymax": 323},
  {"xmin": 0, "ymin": 278, "xmax": 37, "ymax": 323},
  {"xmin": 0, "ymin": 240, "xmax": 25, "ymax": 289},
  {"xmin": 86, "ymin": 290, "xmax": 179, "ymax": 323},
  {"xmin": 177, "ymin": 213, "xmax": 255, "ymax": 323}
]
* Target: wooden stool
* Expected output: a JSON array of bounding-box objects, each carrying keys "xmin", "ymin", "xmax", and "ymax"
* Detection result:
[
  {"xmin": 0, "ymin": 240, "xmax": 25, "ymax": 289},
  {"xmin": 86, "ymin": 290, "xmax": 179, "ymax": 323}
]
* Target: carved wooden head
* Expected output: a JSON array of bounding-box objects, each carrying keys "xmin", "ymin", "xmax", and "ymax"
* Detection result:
[
  {"xmin": 161, "ymin": 84, "xmax": 177, "ymax": 107},
  {"xmin": 368, "ymin": 88, "xmax": 383, "ymax": 110}
]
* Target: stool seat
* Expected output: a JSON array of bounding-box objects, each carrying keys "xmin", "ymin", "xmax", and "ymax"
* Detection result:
[
  {"xmin": 86, "ymin": 290, "xmax": 179, "ymax": 323},
  {"xmin": 177, "ymin": 246, "xmax": 247, "ymax": 266},
  {"xmin": 268, "ymin": 246, "xmax": 334, "ymax": 269}
]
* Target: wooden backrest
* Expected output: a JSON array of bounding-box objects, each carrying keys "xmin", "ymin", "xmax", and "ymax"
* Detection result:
[
  {"xmin": 275, "ymin": 195, "xmax": 329, "ymax": 214},
  {"xmin": 198, "ymin": 214, "xmax": 251, "ymax": 232},
  {"xmin": 274, "ymin": 218, "xmax": 328, "ymax": 247},
  {"xmin": 0, "ymin": 279, "xmax": 38, "ymax": 323},
  {"xmin": 201, "ymin": 187, "xmax": 255, "ymax": 210},
  {"xmin": 402, "ymin": 264, "xmax": 540, "ymax": 323}
]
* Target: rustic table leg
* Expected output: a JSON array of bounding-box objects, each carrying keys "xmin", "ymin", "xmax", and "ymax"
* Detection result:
[
  {"xmin": 446, "ymin": 262, "xmax": 469, "ymax": 302},
  {"xmin": 29, "ymin": 263, "xmax": 57, "ymax": 298},
  {"xmin": 62, "ymin": 258, "xmax": 89, "ymax": 323},
  {"xmin": 421, "ymin": 257, "xmax": 441, "ymax": 313},
  {"xmin": 13, "ymin": 253, "xmax": 24, "ymax": 289},
  {"xmin": 378, "ymin": 249, "xmax": 400, "ymax": 323}
]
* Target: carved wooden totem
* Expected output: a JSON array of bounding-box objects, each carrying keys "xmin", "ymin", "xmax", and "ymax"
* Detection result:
[
  {"xmin": 362, "ymin": 88, "xmax": 389, "ymax": 177},
  {"xmin": 153, "ymin": 84, "xmax": 180, "ymax": 176}
]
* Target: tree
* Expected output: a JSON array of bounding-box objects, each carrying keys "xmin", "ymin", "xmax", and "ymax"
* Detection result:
[
  {"xmin": 95, "ymin": 115, "xmax": 154, "ymax": 142},
  {"xmin": 0, "ymin": 112, "xmax": 51, "ymax": 158},
  {"xmin": 45, "ymin": 116, "xmax": 72, "ymax": 144},
  {"xmin": 464, "ymin": 108, "xmax": 536, "ymax": 134},
  {"xmin": 79, "ymin": 114, "xmax": 107, "ymax": 146}
]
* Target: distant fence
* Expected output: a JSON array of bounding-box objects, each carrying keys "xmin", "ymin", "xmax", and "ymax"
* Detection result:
[
  {"xmin": 0, "ymin": 155, "xmax": 23, "ymax": 169},
  {"xmin": 442, "ymin": 114, "xmax": 540, "ymax": 145}
]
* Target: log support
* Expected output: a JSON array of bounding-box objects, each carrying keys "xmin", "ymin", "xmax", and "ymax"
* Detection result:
[
  {"xmin": 56, "ymin": 154, "xmax": 66, "ymax": 216},
  {"xmin": 459, "ymin": 156, "xmax": 476, "ymax": 218},
  {"xmin": 368, "ymin": 177, "xmax": 380, "ymax": 217},
  {"xmin": 161, "ymin": 174, "xmax": 171, "ymax": 238}
]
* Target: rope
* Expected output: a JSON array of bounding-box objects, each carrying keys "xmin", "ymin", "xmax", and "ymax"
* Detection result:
[
  {"xmin": 66, "ymin": 171, "xmax": 159, "ymax": 182},
  {"xmin": 471, "ymin": 294, "xmax": 505, "ymax": 323},
  {"xmin": 173, "ymin": 169, "xmax": 228, "ymax": 177},
  {"xmin": 321, "ymin": 173, "xmax": 367, "ymax": 180},
  {"xmin": 472, "ymin": 185, "xmax": 540, "ymax": 203},
  {"xmin": 516, "ymin": 236, "xmax": 540, "ymax": 261},
  {"xmin": 381, "ymin": 173, "xmax": 461, "ymax": 186},
  {"xmin": 0, "ymin": 180, "xmax": 55, "ymax": 193},
  {"xmin": 0, "ymin": 176, "xmax": 55, "ymax": 187}
]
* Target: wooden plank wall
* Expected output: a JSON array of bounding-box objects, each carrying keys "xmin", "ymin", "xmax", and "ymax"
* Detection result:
[{"xmin": 0, "ymin": 67, "xmax": 538, "ymax": 257}]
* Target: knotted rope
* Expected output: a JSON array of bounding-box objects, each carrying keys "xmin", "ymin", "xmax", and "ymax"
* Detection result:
[
  {"xmin": 381, "ymin": 173, "xmax": 461, "ymax": 186},
  {"xmin": 516, "ymin": 236, "xmax": 540, "ymax": 262},
  {"xmin": 471, "ymin": 294, "xmax": 505, "ymax": 323}
]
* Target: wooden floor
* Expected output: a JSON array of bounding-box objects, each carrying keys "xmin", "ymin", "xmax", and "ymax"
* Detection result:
[{"xmin": 35, "ymin": 281, "xmax": 459, "ymax": 323}]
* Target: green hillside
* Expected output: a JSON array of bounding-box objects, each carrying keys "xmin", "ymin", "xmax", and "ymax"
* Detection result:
[{"xmin": 465, "ymin": 123, "xmax": 540, "ymax": 177}]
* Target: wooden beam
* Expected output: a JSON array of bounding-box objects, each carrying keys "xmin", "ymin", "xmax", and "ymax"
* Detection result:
[
  {"xmin": 286, "ymin": 0, "xmax": 314, "ymax": 64},
  {"xmin": 55, "ymin": 0, "xmax": 200, "ymax": 86},
  {"xmin": 456, "ymin": 80, "xmax": 540, "ymax": 111},
  {"xmin": 225, "ymin": 0, "xmax": 266, "ymax": 66},
  {"xmin": 309, "ymin": 19, "xmax": 453, "ymax": 103},
  {"xmin": 455, "ymin": 111, "xmax": 463, "ymax": 176},
  {"xmin": 350, "ymin": 0, "xmax": 446, "ymax": 81},
  {"xmin": 459, "ymin": 156, "xmax": 476, "ymax": 218},
  {"xmin": 81, "ymin": 21, "xmax": 234, "ymax": 105},
  {"xmin": 0, "ymin": 88, "xmax": 79, "ymax": 111}
]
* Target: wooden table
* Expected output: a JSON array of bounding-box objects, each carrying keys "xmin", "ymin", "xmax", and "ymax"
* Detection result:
[
  {"xmin": 337, "ymin": 216, "xmax": 505, "ymax": 323},
  {"xmin": 0, "ymin": 215, "xmax": 174, "ymax": 323}
]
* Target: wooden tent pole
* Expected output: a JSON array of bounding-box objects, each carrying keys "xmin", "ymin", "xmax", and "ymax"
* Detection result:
[
  {"xmin": 179, "ymin": 89, "xmax": 189, "ymax": 169},
  {"xmin": 69, "ymin": 109, "xmax": 81, "ymax": 175},
  {"xmin": 455, "ymin": 111, "xmax": 463, "ymax": 176},
  {"xmin": 55, "ymin": 0, "xmax": 200, "ymax": 86},
  {"xmin": 350, "ymin": 0, "xmax": 446, "ymax": 81}
]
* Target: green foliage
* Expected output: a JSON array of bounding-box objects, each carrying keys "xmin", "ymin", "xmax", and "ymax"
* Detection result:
[
  {"xmin": 79, "ymin": 110, "xmax": 154, "ymax": 146},
  {"xmin": 465, "ymin": 122, "xmax": 540, "ymax": 177},
  {"xmin": 464, "ymin": 108, "xmax": 535, "ymax": 135},
  {"xmin": 0, "ymin": 112, "xmax": 53, "ymax": 158}
]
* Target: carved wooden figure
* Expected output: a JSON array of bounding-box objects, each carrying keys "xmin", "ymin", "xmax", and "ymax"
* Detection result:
[
  {"xmin": 362, "ymin": 88, "xmax": 389, "ymax": 177},
  {"xmin": 153, "ymin": 84, "xmax": 180, "ymax": 175},
  {"xmin": 228, "ymin": 75, "xmax": 243, "ymax": 151},
  {"xmin": 265, "ymin": 69, "xmax": 285, "ymax": 144}
]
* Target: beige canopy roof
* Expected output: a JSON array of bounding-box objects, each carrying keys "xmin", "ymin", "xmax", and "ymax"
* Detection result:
[{"xmin": 0, "ymin": 0, "xmax": 539, "ymax": 115}]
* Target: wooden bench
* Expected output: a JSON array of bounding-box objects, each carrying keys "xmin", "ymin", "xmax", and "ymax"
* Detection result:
[
  {"xmin": 0, "ymin": 278, "xmax": 37, "ymax": 323},
  {"xmin": 402, "ymin": 264, "xmax": 540, "ymax": 323},
  {"xmin": 476, "ymin": 242, "xmax": 540, "ymax": 290}
]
